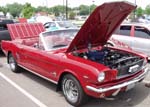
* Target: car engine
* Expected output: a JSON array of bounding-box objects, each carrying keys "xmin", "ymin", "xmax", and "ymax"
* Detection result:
[{"xmin": 74, "ymin": 47, "xmax": 145, "ymax": 77}]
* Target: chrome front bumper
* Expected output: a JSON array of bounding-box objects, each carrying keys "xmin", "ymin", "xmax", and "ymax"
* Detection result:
[{"xmin": 86, "ymin": 67, "xmax": 150, "ymax": 93}]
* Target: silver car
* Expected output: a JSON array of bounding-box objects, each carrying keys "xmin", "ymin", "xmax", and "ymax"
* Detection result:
[
  {"xmin": 111, "ymin": 23, "xmax": 150, "ymax": 58},
  {"xmin": 44, "ymin": 21, "xmax": 77, "ymax": 31}
]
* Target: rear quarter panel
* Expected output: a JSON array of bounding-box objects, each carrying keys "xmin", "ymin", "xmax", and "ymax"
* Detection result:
[{"xmin": 1, "ymin": 40, "xmax": 20, "ymax": 58}]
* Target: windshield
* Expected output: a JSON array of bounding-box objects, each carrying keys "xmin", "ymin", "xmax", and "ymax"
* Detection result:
[{"xmin": 40, "ymin": 29, "xmax": 79, "ymax": 50}]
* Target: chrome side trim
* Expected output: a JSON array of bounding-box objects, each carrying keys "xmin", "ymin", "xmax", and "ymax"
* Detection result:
[
  {"xmin": 19, "ymin": 64, "xmax": 58, "ymax": 84},
  {"xmin": 86, "ymin": 67, "xmax": 149, "ymax": 93}
]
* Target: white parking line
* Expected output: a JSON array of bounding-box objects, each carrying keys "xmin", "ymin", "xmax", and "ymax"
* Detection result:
[{"xmin": 0, "ymin": 72, "xmax": 48, "ymax": 107}]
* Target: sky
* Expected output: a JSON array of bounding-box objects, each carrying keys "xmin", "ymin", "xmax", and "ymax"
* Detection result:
[{"xmin": 0, "ymin": 0, "xmax": 149, "ymax": 9}]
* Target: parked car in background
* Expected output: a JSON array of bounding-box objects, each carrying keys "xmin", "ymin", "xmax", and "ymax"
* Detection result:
[
  {"xmin": 108, "ymin": 36, "xmax": 132, "ymax": 50},
  {"xmin": 112, "ymin": 23, "xmax": 150, "ymax": 58},
  {"xmin": 138, "ymin": 16, "xmax": 150, "ymax": 23},
  {"xmin": 1, "ymin": 2, "xmax": 149, "ymax": 107},
  {"xmin": 0, "ymin": 19, "xmax": 14, "ymax": 50},
  {"xmin": 35, "ymin": 16, "xmax": 52, "ymax": 24},
  {"xmin": 44, "ymin": 21, "xmax": 77, "ymax": 31}
]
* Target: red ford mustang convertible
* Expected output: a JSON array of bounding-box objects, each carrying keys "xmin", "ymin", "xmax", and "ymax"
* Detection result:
[{"xmin": 1, "ymin": 2, "xmax": 149, "ymax": 106}]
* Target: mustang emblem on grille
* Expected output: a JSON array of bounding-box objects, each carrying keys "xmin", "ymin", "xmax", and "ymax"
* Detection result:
[{"xmin": 128, "ymin": 65, "xmax": 139, "ymax": 73}]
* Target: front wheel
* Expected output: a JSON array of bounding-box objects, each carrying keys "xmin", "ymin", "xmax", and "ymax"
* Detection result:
[
  {"xmin": 61, "ymin": 74, "xmax": 89, "ymax": 106},
  {"xmin": 8, "ymin": 53, "xmax": 21, "ymax": 73}
]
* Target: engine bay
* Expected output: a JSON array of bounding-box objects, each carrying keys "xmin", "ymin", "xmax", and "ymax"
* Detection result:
[{"xmin": 73, "ymin": 47, "xmax": 144, "ymax": 77}]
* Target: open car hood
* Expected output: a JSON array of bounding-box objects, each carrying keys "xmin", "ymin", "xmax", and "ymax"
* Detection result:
[{"xmin": 67, "ymin": 1, "xmax": 136, "ymax": 52}]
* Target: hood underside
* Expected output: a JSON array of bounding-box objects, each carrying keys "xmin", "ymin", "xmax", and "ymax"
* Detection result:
[{"xmin": 67, "ymin": 1, "xmax": 136, "ymax": 52}]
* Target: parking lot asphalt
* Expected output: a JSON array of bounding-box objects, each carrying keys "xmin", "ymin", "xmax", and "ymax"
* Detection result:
[{"xmin": 0, "ymin": 52, "xmax": 150, "ymax": 107}]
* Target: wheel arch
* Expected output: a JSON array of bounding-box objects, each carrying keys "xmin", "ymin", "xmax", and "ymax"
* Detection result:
[
  {"xmin": 56, "ymin": 71, "xmax": 83, "ymax": 91},
  {"xmin": 7, "ymin": 51, "xmax": 18, "ymax": 64}
]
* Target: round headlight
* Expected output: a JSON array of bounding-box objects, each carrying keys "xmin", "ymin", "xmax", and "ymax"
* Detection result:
[{"xmin": 98, "ymin": 72, "xmax": 105, "ymax": 82}]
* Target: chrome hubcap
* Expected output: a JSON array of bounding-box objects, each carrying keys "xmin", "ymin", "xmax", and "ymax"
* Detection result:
[
  {"xmin": 9, "ymin": 56, "xmax": 16, "ymax": 71},
  {"xmin": 63, "ymin": 79, "xmax": 79, "ymax": 103}
]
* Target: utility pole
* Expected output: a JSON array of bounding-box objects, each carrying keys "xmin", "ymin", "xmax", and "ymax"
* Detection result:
[
  {"xmin": 63, "ymin": 0, "xmax": 65, "ymax": 19},
  {"xmin": 134, "ymin": 0, "xmax": 136, "ymax": 20},
  {"xmin": 66, "ymin": 0, "xmax": 68, "ymax": 20}
]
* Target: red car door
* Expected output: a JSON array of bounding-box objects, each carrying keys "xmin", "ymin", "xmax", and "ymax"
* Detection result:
[{"xmin": 18, "ymin": 46, "xmax": 60, "ymax": 82}]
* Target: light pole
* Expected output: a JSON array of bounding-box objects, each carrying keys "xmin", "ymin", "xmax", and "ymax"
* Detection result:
[{"xmin": 135, "ymin": 0, "xmax": 136, "ymax": 5}]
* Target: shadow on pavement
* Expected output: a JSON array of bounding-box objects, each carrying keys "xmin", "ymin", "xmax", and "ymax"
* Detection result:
[
  {"xmin": 21, "ymin": 69, "xmax": 57, "ymax": 92},
  {"xmin": 0, "ymin": 51, "xmax": 5, "ymax": 57}
]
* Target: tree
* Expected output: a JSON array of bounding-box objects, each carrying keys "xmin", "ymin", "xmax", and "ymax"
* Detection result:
[
  {"xmin": 69, "ymin": 11, "xmax": 76, "ymax": 19},
  {"xmin": 0, "ymin": 6, "xmax": 8, "ymax": 16},
  {"xmin": 6, "ymin": 2, "xmax": 23, "ymax": 18},
  {"xmin": 22, "ymin": 3, "xmax": 34, "ymax": 19},
  {"xmin": 79, "ymin": 5, "xmax": 89, "ymax": 15},
  {"xmin": 52, "ymin": 5, "xmax": 64, "ymax": 16},
  {"xmin": 35, "ymin": 6, "xmax": 48, "ymax": 13},
  {"xmin": 89, "ymin": 4, "xmax": 96, "ymax": 13},
  {"xmin": 145, "ymin": 5, "xmax": 150, "ymax": 15},
  {"xmin": 136, "ymin": 7, "xmax": 144, "ymax": 17}
]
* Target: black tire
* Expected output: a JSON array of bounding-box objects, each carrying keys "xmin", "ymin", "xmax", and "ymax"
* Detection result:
[
  {"xmin": 8, "ymin": 53, "xmax": 21, "ymax": 73},
  {"xmin": 61, "ymin": 74, "xmax": 89, "ymax": 107}
]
